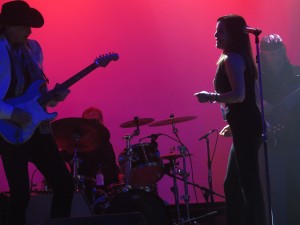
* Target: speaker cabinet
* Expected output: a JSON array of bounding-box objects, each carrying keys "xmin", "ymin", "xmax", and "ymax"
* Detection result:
[
  {"xmin": 26, "ymin": 191, "xmax": 93, "ymax": 225},
  {"xmin": 43, "ymin": 212, "xmax": 147, "ymax": 225}
]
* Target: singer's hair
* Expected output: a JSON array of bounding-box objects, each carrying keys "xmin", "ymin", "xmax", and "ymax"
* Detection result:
[
  {"xmin": 217, "ymin": 14, "xmax": 257, "ymax": 79},
  {"xmin": 260, "ymin": 34, "xmax": 291, "ymax": 71}
]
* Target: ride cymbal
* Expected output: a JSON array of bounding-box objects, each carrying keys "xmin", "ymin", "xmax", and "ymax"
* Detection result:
[
  {"xmin": 148, "ymin": 116, "xmax": 197, "ymax": 127},
  {"xmin": 51, "ymin": 117, "xmax": 106, "ymax": 152},
  {"xmin": 120, "ymin": 117, "xmax": 154, "ymax": 128}
]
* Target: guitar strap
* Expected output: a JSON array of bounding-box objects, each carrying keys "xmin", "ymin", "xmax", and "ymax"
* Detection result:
[{"xmin": 7, "ymin": 46, "xmax": 26, "ymax": 97}]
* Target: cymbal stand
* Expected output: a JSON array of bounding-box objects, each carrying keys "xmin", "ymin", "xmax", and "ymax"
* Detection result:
[
  {"xmin": 123, "ymin": 116, "xmax": 140, "ymax": 186},
  {"xmin": 170, "ymin": 114, "xmax": 191, "ymax": 221},
  {"xmin": 169, "ymin": 157, "xmax": 181, "ymax": 222},
  {"xmin": 178, "ymin": 145, "xmax": 190, "ymax": 222},
  {"xmin": 123, "ymin": 134, "xmax": 133, "ymax": 186},
  {"xmin": 72, "ymin": 133, "xmax": 82, "ymax": 191}
]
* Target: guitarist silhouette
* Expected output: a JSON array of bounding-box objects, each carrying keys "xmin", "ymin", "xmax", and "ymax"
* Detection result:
[
  {"xmin": 0, "ymin": 1, "xmax": 118, "ymax": 225},
  {"xmin": 261, "ymin": 34, "xmax": 300, "ymax": 225}
]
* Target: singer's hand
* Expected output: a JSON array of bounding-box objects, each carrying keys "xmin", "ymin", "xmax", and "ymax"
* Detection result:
[
  {"xmin": 194, "ymin": 91, "xmax": 210, "ymax": 103},
  {"xmin": 219, "ymin": 124, "xmax": 232, "ymax": 137}
]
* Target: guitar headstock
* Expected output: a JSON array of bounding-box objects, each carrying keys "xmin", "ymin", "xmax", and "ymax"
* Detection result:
[{"xmin": 95, "ymin": 52, "xmax": 119, "ymax": 67}]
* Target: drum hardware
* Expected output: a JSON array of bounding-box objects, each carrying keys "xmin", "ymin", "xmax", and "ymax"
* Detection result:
[
  {"xmin": 51, "ymin": 117, "xmax": 105, "ymax": 190},
  {"xmin": 51, "ymin": 117, "xmax": 105, "ymax": 152},
  {"xmin": 119, "ymin": 116, "xmax": 157, "ymax": 187},
  {"xmin": 161, "ymin": 155, "xmax": 182, "ymax": 223},
  {"xmin": 148, "ymin": 115, "xmax": 197, "ymax": 127},
  {"xmin": 164, "ymin": 169, "xmax": 225, "ymax": 202},
  {"xmin": 119, "ymin": 142, "xmax": 164, "ymax": 187},
  {"xmin": 150, "ymin": 114, "xmax": 197, "ymax": 223},
  {"xmin": 120, "ymin": 117, "xmax": 154, "ymax": 128},
  {"xmin": 163, "ymin": 160, "xmax": 224, "ymax": 225}
]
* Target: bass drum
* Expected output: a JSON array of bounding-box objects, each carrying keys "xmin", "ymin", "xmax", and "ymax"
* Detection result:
[{"xmin": 104, "ymin": 189, "xmax": 172, "ymax": 225}]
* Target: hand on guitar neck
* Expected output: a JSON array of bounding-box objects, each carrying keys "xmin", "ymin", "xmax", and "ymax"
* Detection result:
[{"xmin": 46, "ymin": 84, "xmax": 71, "ymax": 107}]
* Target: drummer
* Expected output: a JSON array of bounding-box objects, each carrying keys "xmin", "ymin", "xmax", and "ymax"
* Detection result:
[{"xmin": 60, "ymin": 107, "xmax": 120, "ymax": 202}]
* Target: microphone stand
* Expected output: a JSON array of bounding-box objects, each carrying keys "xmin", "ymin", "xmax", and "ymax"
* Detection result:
[
  {"xmin": 165, "ymin": 172, "xmax": 225, "ymax": 200},
  {"xmin": 123, "ymin": 116, "xmax": 140, "ymax": 186},
  {"xmin": 253, "ymin": 32, "xmax": 273, "ymax": 225},
  {"xmin": 203, "ymin": 136, "xmax": 214, "ymax": 203}
]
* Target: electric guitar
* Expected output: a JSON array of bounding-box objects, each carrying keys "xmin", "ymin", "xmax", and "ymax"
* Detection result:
[
  {"xmin": 0, "ymin": 52, "xmax": 119, "ymax": 145},
  {"xmin": 266, "ymin": 85, "xmax": 300, "ymax": 143}
]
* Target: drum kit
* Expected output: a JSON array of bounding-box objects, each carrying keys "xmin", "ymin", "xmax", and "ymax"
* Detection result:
[
  {"xmin": 114, "ymin": 114, "xmax": 197, "ymax": 224},
  {"xmin": 49, "ymin": 114, "xmax": 217, "ymax": 224}
]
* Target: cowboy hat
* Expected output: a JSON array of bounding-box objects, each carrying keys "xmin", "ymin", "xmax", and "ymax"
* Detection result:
[{"xmin": 0, "ymin": 1, "xmax": 44, "ymax": 28}]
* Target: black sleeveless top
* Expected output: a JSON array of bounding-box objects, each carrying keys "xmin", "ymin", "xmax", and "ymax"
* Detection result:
[{"xmin": 214, "ymin": 58, "xmax": 262, "ymax": 137}]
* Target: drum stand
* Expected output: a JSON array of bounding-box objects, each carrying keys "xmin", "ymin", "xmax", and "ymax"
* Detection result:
[
  {"xmin": 123, "ymin": 117, "xmax": 140, "ymax": 186},
  {"xmin": 70, "ymin": 134, "xmax": 82, "ymax": 191},
  {"xmin": 123, "ymin": 134, "xmax": 133, "ymax": 186},
  {"xmin": 169, "ymin": 114, "xmax": 191, "ymax": 223},
  {"xmin": 169, "ymin": 114, "xmax": 219, "ymax": 225},
  {"xmin": 169, "ymin": 158, "xmax": 181, "ymax": 222}
]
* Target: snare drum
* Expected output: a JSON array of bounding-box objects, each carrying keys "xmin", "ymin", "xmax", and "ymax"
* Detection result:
[{"xmin": 118, "ymin": 142, "xmax": 164, "ymax": 187}]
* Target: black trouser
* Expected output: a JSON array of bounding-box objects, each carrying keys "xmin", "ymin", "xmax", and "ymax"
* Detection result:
[
  {"xmin": 224, "ymin": 133, "xmax": 266, "ymax": 225},
  {"xmin": 0, "ymin": 130, "xmax": 74, "ymax": 225}
]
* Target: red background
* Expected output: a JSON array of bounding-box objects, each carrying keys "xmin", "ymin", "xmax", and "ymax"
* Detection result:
[{"xmin": 0, "ymin": 0, "xmax": 299, "ymax": 205}]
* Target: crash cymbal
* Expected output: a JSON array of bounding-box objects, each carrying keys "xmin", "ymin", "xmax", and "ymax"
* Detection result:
[
  {"xmin": 161, "ymin": 153, "xmax": 193, "ymax": 160},
  {"xmin": 51, "ymin": 117, "xmax": 106, "ymax": 152},
  {"xmin": 148, "ymin": 116, "xmax": 197, "ymax": 127},
  {"xmin": 120, "ymin": 117, "xmax": 154, "ymax": 128}
]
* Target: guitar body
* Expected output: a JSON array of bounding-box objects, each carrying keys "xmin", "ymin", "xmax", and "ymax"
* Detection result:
[{"xmin": 0, "ymin": 80, "xmax": 57, "ymax": 145}]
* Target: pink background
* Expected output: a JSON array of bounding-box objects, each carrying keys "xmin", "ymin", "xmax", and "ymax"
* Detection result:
[{"xmin": 0, "ymin": 0, "xmax": 299, "ymax": 205}]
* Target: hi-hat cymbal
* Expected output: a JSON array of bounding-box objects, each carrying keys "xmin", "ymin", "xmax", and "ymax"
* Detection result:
[
  {"xmin": 148, "ymin": 116, "xmax": 197, "ymax": 127},
  {"xmin": 161, "ymin": 153, "xmax": 193, "ymax": 160},
  {"xmin": 51, "ymin": 117, "xmax": 107, "ymax": 152},
  {"xmin": 120, "ymin": 117, "xmax": 154, "ymax": 128}
]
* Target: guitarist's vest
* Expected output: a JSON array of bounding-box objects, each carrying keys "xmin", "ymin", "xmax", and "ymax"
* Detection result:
[{"xmin": 5, "ymin": 43, "xmax": 46, "ymax": 99}]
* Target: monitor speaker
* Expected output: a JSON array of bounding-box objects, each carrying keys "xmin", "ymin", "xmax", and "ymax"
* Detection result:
[
  {"xmin": 43, "ymin": 212, "xmax": 147, "ymax": 225},
  {"xmin": 26, "ymin": 191, "xmax": 93, "ymax": 225}
]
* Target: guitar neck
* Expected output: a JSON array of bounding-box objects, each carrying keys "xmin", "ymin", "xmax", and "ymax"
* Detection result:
[
  {"xmin": 59, "ymin": 63, "xmax": 98, "ymax": 90},
  {"xmin": 39, "ymin": 62, "xmax": 98, "ymax": 105}
]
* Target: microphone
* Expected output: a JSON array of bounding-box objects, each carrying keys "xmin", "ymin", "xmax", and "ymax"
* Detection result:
[
  {"xmin": 198, "ymin": 129, "xmax": 216, "ymax": 141},
  {"xmin": 243, "ymin": 26, "xmax": 262, "ymax": 35}
]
